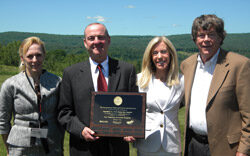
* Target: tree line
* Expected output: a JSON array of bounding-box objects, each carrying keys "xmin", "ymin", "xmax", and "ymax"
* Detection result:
[
  {"xmin": 0, "ymin": 32, "xmax": 249, "ymax": 76},
  {"xmin": 0, "ymin": 41, "xmax": 146, "ymax": 76}
]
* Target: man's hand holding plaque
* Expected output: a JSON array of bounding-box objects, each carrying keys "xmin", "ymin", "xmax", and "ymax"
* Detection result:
[
  {"xmin": 123, "ymin": 136, "xmax": 136, "ymax": 142},
  {"xmin": 81, "ymin": 127, "xmax": 99, "ymax": 142}
]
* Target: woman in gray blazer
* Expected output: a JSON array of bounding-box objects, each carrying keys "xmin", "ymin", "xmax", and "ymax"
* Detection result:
[
  {"xmin": 0, "ymin": 37, "xmax": 64, "ymax": 155},
  {"xmin": 136, "ymin": 36, "xmax": 184, "ymax": 156}
]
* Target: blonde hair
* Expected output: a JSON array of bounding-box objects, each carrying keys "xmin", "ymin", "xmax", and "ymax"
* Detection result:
[
  {"xmin": 138, "ymin": 36, "xmax": 179, "ymax": 89},
  {"xmin": 19, "ymin": 36, "xmax": 46, "ymax": 71}
]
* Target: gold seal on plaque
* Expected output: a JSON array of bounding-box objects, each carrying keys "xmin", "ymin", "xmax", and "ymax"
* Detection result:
[
  {"xmin": 126, "ymin": 120, "xmax": 134, "ymax": 125},
  {"xmin": 113, "ymin": 96, "xmax": 123, "ymax": 106}
]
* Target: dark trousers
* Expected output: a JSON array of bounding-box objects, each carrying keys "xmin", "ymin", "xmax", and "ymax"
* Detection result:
[
  {"xmin": 70, "ymin": 136, "xmax": 129, "ymax": 156},
  {"xmin": 187, "ymin": 129, "xmax": 210, "ymax": 156}
]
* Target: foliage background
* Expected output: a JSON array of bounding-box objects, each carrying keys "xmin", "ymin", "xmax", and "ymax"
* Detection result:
[
  {"xmin": 0, "ymin": 32, "xmax": 249, "ymax": 76},
  {"xmin": 0, "ymin": 32, "xmax": 249, "ymax": 155}
]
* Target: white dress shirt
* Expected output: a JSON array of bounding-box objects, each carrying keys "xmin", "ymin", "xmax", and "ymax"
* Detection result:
[
  {"xmin": 89, "ymin": 57, "xmax": 109, "ymax": 91},
  {"xmin": 189, "ymin": 49, "xmax": 220, "ymax": 135}
]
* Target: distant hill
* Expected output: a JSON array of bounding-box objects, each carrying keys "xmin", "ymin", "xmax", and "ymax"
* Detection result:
[
  {"xmin": 0, "ymin": 31, "xmax": 249, "ymax": 56},
  {"xmin": 0, "ymin": 31, "xmax": 249, "ymax": 74},
  {"xmin": 0, "ymin": 32, "xmax": 84, "ymax": 54}
]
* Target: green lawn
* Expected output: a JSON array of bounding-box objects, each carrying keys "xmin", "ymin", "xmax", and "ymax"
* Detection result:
[
  {"xmin": 0, "ymin": 65, "xmax": 185, "ymax": 156},
  {"xmin": 1, "ymin": 111, "xmax": 185, "ymax": 156}
]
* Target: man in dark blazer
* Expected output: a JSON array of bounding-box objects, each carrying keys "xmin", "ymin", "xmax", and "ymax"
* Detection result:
[
  {"xmin": 57, "ymin": 23, "xmax": 138, "ymax": 156},
  {"xmin": 181, "ymin": 14, "xmax": 250, "ymax": 156}
]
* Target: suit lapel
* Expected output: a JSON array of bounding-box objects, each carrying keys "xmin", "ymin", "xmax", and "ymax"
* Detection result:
[
  {"xmin": 149, "ymin": 77, "xmax": 164, "ymax": 110},
  {"xmin": 108, "ymin": 57, "xmax": 121, "ymax": 92},
  {"xmin": 206, "ymin": 50, "xmax": 229, "ymax": 108},
  {"xmin": 80, "ymin": 60, "xmax": 95, "ymax": 92},
  {"xmin": 185, "ymin": 54, "xmax": 198, "ymax": 108},
  {"xmin": 162, "ymin": 85, "xmax": 175, "ymax": 110}
]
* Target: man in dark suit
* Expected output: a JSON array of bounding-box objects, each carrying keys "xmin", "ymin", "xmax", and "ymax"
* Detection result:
[
  {"xmin": 57, "ymin": 23, "xmax": 138, "ymax": 156},
  {"xmin": 181, "ymin": 14, "xmax": 250, "ymax": 156}
]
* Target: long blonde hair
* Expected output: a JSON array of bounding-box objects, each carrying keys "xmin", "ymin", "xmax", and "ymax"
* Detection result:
[
  {"xmin": 138, "ymin": 36, "xmax": 179, "ymax": 89},
  {"xmin": 19, "ymin": 36, "xmax": 46, "ymax": 71}
]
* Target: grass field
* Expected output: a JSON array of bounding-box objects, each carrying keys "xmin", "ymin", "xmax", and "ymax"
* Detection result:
[{"xmin": 0, "ymin": 65, "xmax": 185, "ymax": 156}]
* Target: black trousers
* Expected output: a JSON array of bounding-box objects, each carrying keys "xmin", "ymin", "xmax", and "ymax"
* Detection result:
[
  {"xmin": 70, "ymin": 136, "xmax": 129, "ymax": 156},
  {"xmin": 187, "ymin": 129, "xmax": 210, "ymax": 156}
]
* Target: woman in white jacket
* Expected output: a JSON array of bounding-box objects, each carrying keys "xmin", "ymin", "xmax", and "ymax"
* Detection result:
[{"xmin": 135, "ymin": 36, "xmax": 184, "ymax": 156}]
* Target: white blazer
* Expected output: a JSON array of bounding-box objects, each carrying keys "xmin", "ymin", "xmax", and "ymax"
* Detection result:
[{"xmin": 135, "ymin": 73, "xmax": 184, "ymax": 153}]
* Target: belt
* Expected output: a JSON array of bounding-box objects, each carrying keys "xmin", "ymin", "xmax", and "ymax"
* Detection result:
[
  {"xmin": 14, "ymin": 120, "xmax": 48, "ymax": 128},
  {"xmin": 189, "ymin": 128, "xmax": 208, "ymax": 144},
  {"xmin": 14, "ymin": 119, "xmax": 50, "ymax": 154}
]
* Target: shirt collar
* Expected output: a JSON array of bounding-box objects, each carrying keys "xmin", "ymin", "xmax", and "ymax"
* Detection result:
[
  {"xmin": 89, "ymin": 56, "xmax": 109, "ymax": 73},
  {"xmin": 197, "ymin": 48, "xmax": 220, "ymax": 66}
]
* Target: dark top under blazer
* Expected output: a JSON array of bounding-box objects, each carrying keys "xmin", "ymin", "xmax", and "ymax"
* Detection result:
[{"xmin": 58, "ymin": 57, "xmax": 138, "ymax": 156}]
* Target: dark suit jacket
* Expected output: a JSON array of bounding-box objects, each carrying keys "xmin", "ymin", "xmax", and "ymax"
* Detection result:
[
  {"xmin": 58, "ymin": 57, "xmax": 138, "ymax": 156},
  {"xmin": 181, "ymin": 49, "xmax": 250, "ymax": 156}
]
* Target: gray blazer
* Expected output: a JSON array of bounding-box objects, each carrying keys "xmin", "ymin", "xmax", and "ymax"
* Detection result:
[{"xmin": 0, "ymin": 71, "xmax": 64, "ymax": 155}]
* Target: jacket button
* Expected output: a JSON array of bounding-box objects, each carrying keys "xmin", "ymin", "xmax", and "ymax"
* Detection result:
[{"xmin": 160, "ymin": 124, "xmax": 163, "ymax": 128}]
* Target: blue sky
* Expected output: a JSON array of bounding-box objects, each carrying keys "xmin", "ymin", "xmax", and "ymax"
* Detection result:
[{"xmin": 0, "ymin": 0, "xmax": 249, "ymax": 36}]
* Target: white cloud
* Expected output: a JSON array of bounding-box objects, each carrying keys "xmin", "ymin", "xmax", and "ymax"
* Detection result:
[
  {"xmin": 86, "ymin": 16, "xmax": 107, "ymax": 22},
  {"xmin": 125, "ymin": 5, "xmax": 135, "ymax": 9}
]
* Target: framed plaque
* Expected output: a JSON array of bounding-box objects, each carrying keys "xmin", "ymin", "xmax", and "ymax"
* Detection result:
[{"xmin": 90, "ymin": 92, "xmax": 146, "ymax": 138}]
